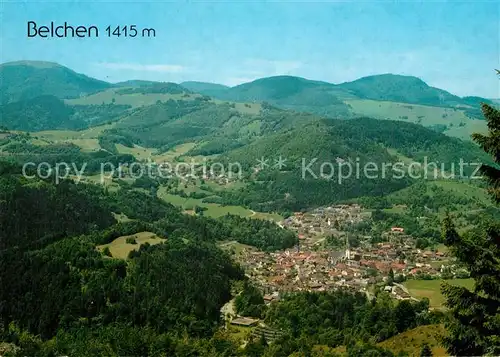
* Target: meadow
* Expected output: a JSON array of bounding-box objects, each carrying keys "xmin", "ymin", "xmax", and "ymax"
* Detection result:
[
  {"xmin": 114, "ymin": 142, "xmax": 197, "ymax": 163},
  {"xmin": 66, "ymin": 88, "xmax": 200, "ymax": 108},
  {"xmin": 403, "ymin": 278, "xmax": 474, "ymax": 308},
  {"xmin": 346, "ymin": 99, "xmax": 487, "ymax": 141},
  {"xmin": 157, "ymin": 186, "xmax": 282, "ymax": 221},
  {"xmin": 378, "ymin": 324, "xmax": 448, "ymax": 356},
  {"xmin": 97, "ymin": 231, "xmax": 165, "ymax": 259}
]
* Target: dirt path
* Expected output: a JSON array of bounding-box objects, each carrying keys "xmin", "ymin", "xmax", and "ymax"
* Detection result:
[{"xmin": 221, "ymin": 297, "xmax": 236, "ymax": 320}]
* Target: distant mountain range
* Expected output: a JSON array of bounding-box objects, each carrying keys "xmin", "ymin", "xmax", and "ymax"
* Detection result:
[
  {"xmin": 185, "ymin": 74, "xmax": 461, "ymax": 106},
  {"xmin": 0, "ymin": 60, "xmax": 494, "ymax": 136},
  {"xmin": 0, "ymin": 60, "xmax": 495, "ymax": 212},
  {"xmin": 181, "ymin": 74, "xmax": 493, "ymax": 120},
  {"xmin": 1, "ymin": 60, "xmax": 493, "ymax": 105}
]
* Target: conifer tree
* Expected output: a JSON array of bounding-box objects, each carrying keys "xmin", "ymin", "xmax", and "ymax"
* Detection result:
[
  {"xmin": 471, "ymin": 102, "xmax": 500, "ymax": 203},
  {"xmin": 387, "ymin": 268, "xmax": 395, "ymax": 286},
  {"xmin": 440, "ymin": 71, "xmax": 500, "ymax": 356}
]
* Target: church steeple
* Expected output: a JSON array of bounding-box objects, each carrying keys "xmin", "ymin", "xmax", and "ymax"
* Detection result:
[{"xmin": 345, "ymin": 234, "xmax": 351, "ymax": 260}]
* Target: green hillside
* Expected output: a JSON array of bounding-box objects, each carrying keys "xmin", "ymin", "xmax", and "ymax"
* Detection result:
[
  {"xmin": 185, "ymin": 74, "xmax": 491, "ymax": 138},
  {"xmin": 180, "ymin": 81, "xmax": 230, "ymax": 97},
  {"xmin": 114, "ymin": 82, "xmax": 190, "ymax": 95},
  {"xmin": 1, "ymin": 62, "xmax": 492, "ymax": 141},
  {"xmin": 0, "ymin": 61, "xmax": 111, "ymax": 103},
  {"xmin": 97, "ymin": 99, "xmax": 320, "ymax": 153},
  {"xmin": 194, "ymin": 75, "xmax": 356, "ymax": 118},
  {"xmin": 378, "ymin": 324, "xmax": 448, "ymax": 356},
  {"xmin": 223, "ymin": 117, "xmax": 490, "ymax": 173},
  {"xmin": 56, "ymin": 89, "xmax": 493, "ymax": 214},
  {"xmin": 0, "ymin": 61, "xmax": 491, "ymax": 216},
  {"xmin": 66, "ymin": 86, "xmax": 197, "ymax": 108},
  {"xmin": 0, "ymin": 95, "xmax": 130, "ymax": 131},
  {"xmin": 114, "ymin": 79, "xmax": 161, "ymax": 87},
  {"xmin": 345, "ymin": 99, "xmax": 488, "ymax": 140},
  {"xmin": 385, "ymin": 180, "xmax": 492, "ymax": 210},
  {"xmin": 214, "ymin": 117, "xmax": 490, "ymax": 212},
  {"xmin": 338, "ymin": 74, "xmax": 462, "ymax": 107},
  {"xmin": 223, "ymin": 76, "xmax": 340, "ymax": 101},
  {"xmin": 0, "ymin": 95, "xmax": 75, "ymax": 131}
]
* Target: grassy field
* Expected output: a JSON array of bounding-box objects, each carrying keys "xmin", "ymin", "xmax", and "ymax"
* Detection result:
[
  {"xmin": 35, "ymin": 123, "xmax": 115, "ymax": 141},
  {"xmin": 210, "ymin": 99, "xmax": 261, "ymax": 115},
  {"xmin": 153, "ymin": 142, "xmax": 197, "ymax": 162},
  {"xmin": 432, "ymin": 180, "xmax": 491, "ymax": 205},
  {"xmin": 382, "ymin": 206, "xmax": 407, "ymax": 214},
  {"xmin": 403, "ymin": 279, "xmax": 474, "ymax": 308},
  {"xmin": 66, "ymin": 88, "xmax": 199, "ymax": 108},
  {"xmin": 218, "ymin": 241, "xmax": 256, "ymax": 256},
  {"xmin": 234, "ymin": 102, "xmax": 261, "ymax": 115},
  {"xmin": 329, "ymin": 324, "xmax": 448, "ymax": 356},
  {"xmin": 174, "ymin": 178, "xmax": 247, "ymax": 196},
  {"xmin": 378, "ymin": 324, "xmax": 448, "ymax": 356},
  {"xmin": 346, "ymin": 99, "xmax": 487, "ymax": 141},
  {"xmin": 72, "ymin": 174, "xmax": 123, "ymax": 191},
  {"xmin": 157, "ymin": 187, "xmax": 282, "ymax": 221},
  {"xmin": 386, "ymin": 148, "xmax": 416, "ymax": 166},
  {"xmin": 97, "ymin": 231, "xmax": 165, "ymax": 259},
  {"xmin": 114, "ymin": 142, "xmax": 197, "ymax": 163},
  {"xmin": 158, "ymin": 191, "xmax": 251, "ymax": 218},
  {"xmin": 115, "ymin": 143, "xmax": 155, "ymax": 160},
  {"xmin": 175, "ymin": 181, "xmax": 213, "ymax": 196},
  {"xmin": 112, "ymin": 212, "xmax": 133, "ymax": 223},
  {"xmin": 68, "ymin": 138, "xmax": 101, "ymax": 152}
]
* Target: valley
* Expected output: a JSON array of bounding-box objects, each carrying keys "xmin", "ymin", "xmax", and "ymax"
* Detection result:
[{"xmin": 1, "ymin": 60, "xmax": 499, "ymax": 356}]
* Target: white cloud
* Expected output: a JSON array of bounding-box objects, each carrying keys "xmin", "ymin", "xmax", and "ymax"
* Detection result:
[{"xmin": 95, "ymin": 62, "xmax": 187, "ymax": 73}]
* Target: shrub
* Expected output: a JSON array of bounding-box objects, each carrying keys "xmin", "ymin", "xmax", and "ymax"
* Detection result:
[{"xmin": 103, "ymin": 247, "xmax": 112, "ymax": 257}]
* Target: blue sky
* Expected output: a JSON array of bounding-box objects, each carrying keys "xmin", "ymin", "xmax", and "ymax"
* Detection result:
[{"xmin": 1, "ymin": 1, "xmax": 499, "ymax": 97}]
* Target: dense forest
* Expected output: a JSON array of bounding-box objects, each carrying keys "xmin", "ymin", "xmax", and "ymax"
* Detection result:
[
  {"xmin": 0, "ymin": 158, "xmax": 446, "ymax": 357},
  {"xmin": 0, "ymin": 95, "xmax": 130, "ymax": 131},
  {"xmin": 0, "ymin": 160, "xmax": 299, "ymax": 356},
  {"xmin": 212, "ymin": 117, "xmax": 491, "ymax": 212},
  {"xmin": 264, "ymin": 291, "xmax": 440, "ymax": 352}
]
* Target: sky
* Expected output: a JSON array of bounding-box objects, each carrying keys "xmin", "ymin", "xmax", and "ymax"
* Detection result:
[{"xmin": 1, "ymin": 1, "xmax": 499, "ymax": 98}]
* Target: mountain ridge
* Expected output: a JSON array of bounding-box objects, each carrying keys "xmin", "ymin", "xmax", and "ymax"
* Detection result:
[
  {"xmin": 0, "ymin": 60, "xmax": 494, "ymax": 138},
  {"xmin": 1, "ymin": 60, "xmax": 492, "ymax": 102},
  {"xmin": 0, "ymin": 60, "xmax": 111, "ymax": 103}
]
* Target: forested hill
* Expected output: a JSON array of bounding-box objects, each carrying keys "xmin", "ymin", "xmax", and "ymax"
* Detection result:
[
  {"xmin": 0, "ymin": 160, "xmax": 297, "ymax": 253},
  {"xmin": 180, "ymin": 81, "xmax": 230, "ymax": 97},
  {"xmin": 0, "ymin": 95, "xmax": 131, "ymax": 131},
  {"xmin": 1, "ymin": 61, "xmax": 493, "ymax": 137},
  {"xmin": 0, "ymin": 159, "xmax": 298, "ymax": 354},
  {"xmin": 213, "ymin": 117, "xmax": 492, "ymax": 212},
  {"xmin": 184, "ymin": 74, "xmax": 493, "ymax": 117},
  {"xmin": 0, "ymin": 61, "xmax": 110, "ymax": 103},
  {"xmin": 223, "ymin": 117, "xmax": 489, "ymax": 167},
  {"xmin": 337, "ymin": 74, "xmax": 462, "ymax": 106}
]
